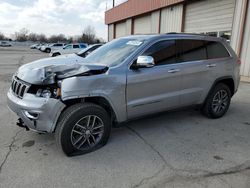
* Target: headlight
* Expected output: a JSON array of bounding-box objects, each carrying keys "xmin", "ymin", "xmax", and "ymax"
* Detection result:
[
  {"xmin": 36, "ymin": 89, "xmax": 51, "ymax": 98},
  {"xmin": 41, "ymin": 90, "xmax": 51, "ymax": 98},
  {"xmin": 36, "ymin": 88, "xmax": 60, "ymax": 98}
]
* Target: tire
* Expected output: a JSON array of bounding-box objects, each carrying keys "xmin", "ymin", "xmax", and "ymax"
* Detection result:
[
  {"xmin": 55, "ymin": 103, "xmax": 111, "ymax": 156},
  {"xmin": 202, "ymin": 83, "xmax": 231, "ymax": 119},
  {"xmin": 45, "ymin": 48, "xmax": 51, "ymax": 53},
  {"xmin": 52, "ymin": 53, "xmax": 60, "ymax": 57}
]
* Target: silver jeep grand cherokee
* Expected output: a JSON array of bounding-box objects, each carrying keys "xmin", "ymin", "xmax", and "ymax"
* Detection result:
[{"xmin": 7, "ymin": 33, "xmax": 240, "ymax": 156}]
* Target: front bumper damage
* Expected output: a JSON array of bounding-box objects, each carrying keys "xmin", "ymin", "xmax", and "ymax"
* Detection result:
[{"xmin": 7, "ymin": 89, "xmax": 65, "ymax": 133}]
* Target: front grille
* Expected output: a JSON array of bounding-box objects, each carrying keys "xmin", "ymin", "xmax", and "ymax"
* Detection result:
[{"xmin": 11, "ymin": 77, "xmax": 30, "ymax": 98}]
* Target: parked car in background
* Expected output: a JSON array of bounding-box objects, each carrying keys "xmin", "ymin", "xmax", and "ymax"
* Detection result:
[
  {"xmin": 30, "ymin": 44, "xmax": 39, "ymax": 49},
  {"xmin": 7, "ymin": 33, "xmax": 240, "ymax": 156},
  {"xmin": 0, "ymin": 41, "xmax": 12, "ymax": 47},
  {"xmin": 50, "ymin": 43, "xmax": 88, "ymax": 57},
  {"xmin": 41, "ymin": 43, "xmax": 66, "ymax": 53},
  {"xmin": 36, "ymin": 43, "xmax": 45, "ymax": 50},
  {"xmin": 38, "ymin": 43, "xmax": 48, "ymax": 51},
  {"xmin": 76, "ymin": 44, "xmax": 103, "ymax": 58}
]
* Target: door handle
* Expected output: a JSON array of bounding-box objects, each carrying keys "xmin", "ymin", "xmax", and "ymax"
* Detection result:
[
  {"xmin": 168, "ymin": 69, "xmax": 180, "ymax": 73},
  {"xmin": 206, "ymin": 64, "xmax": 216, "ymax": 68}
]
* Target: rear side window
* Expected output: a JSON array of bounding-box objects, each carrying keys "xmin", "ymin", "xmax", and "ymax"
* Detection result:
[
  {"xmin": 176, "ymin": 40, "xmax": 207, "ymax": 63},
  {"xmin": 142, "ymin": 40, "xmax": 176, "ymax": 66},
  {"xmin": 73, "ymin": 45, "xmax": 79, "ymax": 48},
  {"xmin": 80, "ymin": 44, "xmax": 87, "ymax": 48},
  {"xmin": 206, "ymin": 41, "xmax": 230, "ymax": 59}
]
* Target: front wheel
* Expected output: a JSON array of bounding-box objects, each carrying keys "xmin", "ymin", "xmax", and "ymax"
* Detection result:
[
  {"xmin": 202, "ymin": 83, "xmax": 231, "ymax": 119},
  {"xmin": 55, "ymin": 103, "xmax": 111, "ymax": 156}
]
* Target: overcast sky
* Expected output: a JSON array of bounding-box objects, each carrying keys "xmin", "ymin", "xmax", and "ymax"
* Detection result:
[{"xmin": 0, "ymin": 0, "xmax": 127, "ymax": 40}]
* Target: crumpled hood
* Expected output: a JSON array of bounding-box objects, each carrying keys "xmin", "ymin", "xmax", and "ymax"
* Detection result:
[
  {"xmin": 21, "ymin": 53, "xmax": 84, "ymax": 69},
  {"xmin": 16, "ymin": 54, "xmax": 108, "ymax": 85}
]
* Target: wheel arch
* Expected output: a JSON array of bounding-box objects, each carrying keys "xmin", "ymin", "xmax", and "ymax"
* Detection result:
[
  {"xmin": 45, "ymin": 47, "xmax": 51, "ymax": 52},
  {"xmin": 204, "ymin": 76, "xmax": 235, "ymax": 105},
  {"xmin": 61, "ymin": 96, "xmax": 118, "ymax": 125},
  {"xmin": 213, "ymin": 76, "xmax": 235, "ymax": 96}
]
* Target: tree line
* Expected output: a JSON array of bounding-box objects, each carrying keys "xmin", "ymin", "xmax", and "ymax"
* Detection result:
[{"xmin": 0, "ymin": 26, "xmax": 103, "ymax": 44}]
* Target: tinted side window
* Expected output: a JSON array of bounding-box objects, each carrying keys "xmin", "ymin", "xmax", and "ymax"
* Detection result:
[
  {"xmin": 142, "ymin": 40, "xmax": 176, "ymax": 65},
  {"xmin": 176, "ymin": 39, "xmax": 207, "ymax": 63},
  {"xmin": 73, "ymin": 45, "xmax": 79, "ymax": 48},
  {"xmin": 206, "ymin": 41, "xmax": 230, "ymax": 59}
]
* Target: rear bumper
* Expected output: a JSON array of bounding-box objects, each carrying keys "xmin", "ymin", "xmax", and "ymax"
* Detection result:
[{"xmin": 7, "ymin": 89, "xmax": 65, "ymax": 133}]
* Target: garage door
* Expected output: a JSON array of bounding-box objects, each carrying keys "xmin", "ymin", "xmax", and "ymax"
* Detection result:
[
  {"xmin": 133, "ymin": 14, "xmax": 151, "ymax": 34},
  {"xmin": 240, "ymin": 2, "xmax": 250, "ymax": 77},
  {"xmin": 115, "ymin": 22, "xmax": 126, "ymax": 38},
  {"xmin": 160, "ymin": 4, "xmax": 183, "ymax": 33},
  {"xmin": 184, "ymin": 0, "xmax": 236, "ymax": 33}
]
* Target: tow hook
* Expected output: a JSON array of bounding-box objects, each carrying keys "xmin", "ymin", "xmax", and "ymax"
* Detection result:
[{"xmin": 16, "ymin": 118, "xmax": 30, "ymax": 131}]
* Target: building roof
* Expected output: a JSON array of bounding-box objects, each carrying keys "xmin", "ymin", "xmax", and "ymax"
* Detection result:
[{"xmin": 105, "ymin": 0, "xmax": 185, "ymax": 25}]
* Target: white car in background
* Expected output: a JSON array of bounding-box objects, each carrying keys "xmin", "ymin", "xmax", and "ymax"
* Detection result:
[
  {"xmin": 0, "ymin": 41, "xmax": 12, "ymax": 47},
  {"xmin": 30, "ymin": 44, "xmax": 39, "ymax": 49},
  {"xmin": 37, "ymin": 43, "xmax": 46, "ymax": 50},
  {"xmin": 40, "ymin": 43, "xmax": 66, "ymax": 53},
  {"xmin": 50, "ymin": 43, "xmax": 88, "ymax": 57}
]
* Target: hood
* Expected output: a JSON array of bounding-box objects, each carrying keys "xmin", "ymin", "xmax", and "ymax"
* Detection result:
[
  {"xmin": 22, "ymin": 53, "xmax": 84, "ymax": 68},
  {"xmin": 16, "ymin": 55, "xmax": 108, "ymax": 85}
]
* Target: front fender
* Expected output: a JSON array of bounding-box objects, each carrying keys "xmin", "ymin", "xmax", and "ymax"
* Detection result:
[{"xmin": 61, "ymin": 75, "xmax": 127, "ymax": 122}]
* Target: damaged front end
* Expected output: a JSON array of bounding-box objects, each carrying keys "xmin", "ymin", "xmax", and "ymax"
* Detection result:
[
  {"xmin": 8, "ymin": 62, "xmax": 109, "ymax": 133},
  {"xmin": 15, "ymin": 63, "xmax": 108, "ymax": 100},
  {"xmin": 16, "ymin": 63, "xmax": 109, "ymax": 85}
]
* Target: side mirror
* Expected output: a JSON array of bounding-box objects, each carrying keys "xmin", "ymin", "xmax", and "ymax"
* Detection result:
[{"xmin": 132, "ymin": 56, "xmax": 155, "ymax": 69}]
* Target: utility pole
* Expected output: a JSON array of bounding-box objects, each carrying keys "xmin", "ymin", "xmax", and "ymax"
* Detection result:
[{"xmin": 113, "ymin": 0, "xmax": 115, "ymax": 7}]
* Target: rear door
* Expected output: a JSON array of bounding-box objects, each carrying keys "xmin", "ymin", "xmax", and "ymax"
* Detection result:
[
  {"xmin": 72, "ymin": 44, "xmax": 80, "ymax": 53},
  {"xmin": 205, "ymin": 41, "xmax": 233, "ymax": 79},
  {"xmin": 126, "ymin": 40, "xmax": 182, "ymax": 119},
  {"xmin": 176, "ymin": 39, "xmax": 211, "ymax": 106},
  {"xmin": 53, "ymin": 43, "xmax": 64, "ymax": 50}
]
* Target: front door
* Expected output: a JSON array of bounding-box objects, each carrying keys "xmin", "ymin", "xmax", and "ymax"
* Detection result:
[{"xmin": 126, "ymin": 40, "xmax": 182, "ymax": 119}]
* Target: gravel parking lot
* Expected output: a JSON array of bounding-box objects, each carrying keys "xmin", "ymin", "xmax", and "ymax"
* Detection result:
[{"xmin": 0, "ymin": 46, "xmax": 250, "ymax": 188}]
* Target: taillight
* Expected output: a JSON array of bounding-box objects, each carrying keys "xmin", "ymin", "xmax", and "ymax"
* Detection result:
[{"xmin": 237, "ymin": 59, "xmax": 241, "ymax": 65}]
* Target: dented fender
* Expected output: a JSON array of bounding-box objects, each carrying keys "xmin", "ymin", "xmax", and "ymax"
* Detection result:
[{"xmin": 60, "ymin": 70, "xmax": 127, "ymax": 123}]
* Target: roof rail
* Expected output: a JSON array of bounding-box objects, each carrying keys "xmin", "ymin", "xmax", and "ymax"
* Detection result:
[
  {"xmin": 166, "ymin": 32, "xmax": 178, "ymax": 34},
  {"xmin": 165, "ymin": 32, "xmax": 219, "ymax": 37}
]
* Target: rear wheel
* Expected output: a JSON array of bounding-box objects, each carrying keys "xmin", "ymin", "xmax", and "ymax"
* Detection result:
[
  {"xmin": 202, "ymin": 83, "xmax": 231, "ymax": 119},
  {"xmin": 55, "ymin": 103, "xmax": 111, "ymax": 156},
  {"xmin": 45, "ymin": 48, "xmax": 51, "ymax": 53}
]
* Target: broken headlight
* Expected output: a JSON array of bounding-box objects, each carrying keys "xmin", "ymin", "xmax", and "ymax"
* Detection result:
[
  {"xmin": 31, "ymin": 87, "xmax": 60, "ymax": 98},
  {"xmin": 28, "ymin": 83, "xmax": 61, "ymax": 99},
  {"xmin": 36, "ymin": 89, "xmax": 52, "ymax": 98}
]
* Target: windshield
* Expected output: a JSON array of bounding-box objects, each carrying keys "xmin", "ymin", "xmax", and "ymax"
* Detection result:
[
  {"xmin": 64, "ymin": 44, "xmax": 72, "ymax": 49},
  {"xmin": 84, "ymin": 38, "xmax": 144, "ymax": 67}
]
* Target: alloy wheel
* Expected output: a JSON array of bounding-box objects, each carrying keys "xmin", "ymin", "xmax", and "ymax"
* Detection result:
[
  {"xmin": 71, "ymin": 115, "xmax": 104, "ymax": 150},
  {"xmin": 212, "ymin": 90, "xmax": 229, "ymax": 114}
]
